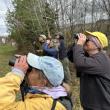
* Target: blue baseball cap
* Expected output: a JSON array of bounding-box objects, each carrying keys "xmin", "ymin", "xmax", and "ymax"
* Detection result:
[{"xmin": 27, "ymin": 53, "xmax": 64, "ymax": 86}]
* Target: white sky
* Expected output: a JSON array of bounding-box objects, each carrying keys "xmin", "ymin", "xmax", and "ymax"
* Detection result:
[{"xmin": 0, "ymin": 0, "xmax": 13, "ymax": 37}]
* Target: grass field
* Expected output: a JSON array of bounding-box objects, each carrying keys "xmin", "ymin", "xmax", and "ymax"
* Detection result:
[
  {"xmin": 0, "ymin": 44, "xmax": 82, "ymax": 110},
  {"xmin": 0, "ymin": 44, "xmax": 16, "ymax": 76}
]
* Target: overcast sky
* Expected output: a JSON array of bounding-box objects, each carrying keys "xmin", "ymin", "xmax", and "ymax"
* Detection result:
[{"xmin": 0, "ymin": 0, "xmax": 13, "ymax": 37}]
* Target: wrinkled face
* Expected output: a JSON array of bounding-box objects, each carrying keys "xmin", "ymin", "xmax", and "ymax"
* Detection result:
[
  {"xmin": 55, "ymin": 35, "xmax": 60, "ymax": 44},
  {"xmin": 84, "ymin": 40, "xmax": 97, "ymax": 51},
  {"xmin": 56, "ymin": 35, "xmax": 60, "ymax": 39},
  {"xmin": 38, "ymin": 37, "xmax": 45, "ymax": 43},
  {"xmin": 84, "ymin": 36, "xmax": 99, "ymax": 53}
]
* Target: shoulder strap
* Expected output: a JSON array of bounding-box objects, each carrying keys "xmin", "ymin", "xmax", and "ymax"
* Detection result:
[
  {"xmin": 58, "ymin": 96, "xmax": 73, "ymax": 110},
  {"xmin": 51, "ymin": 99, "xmax": 57, "ymax": 110},
  {"xmin": 51, "ymin": 96, "xmax": 73, "ymax": 110}
]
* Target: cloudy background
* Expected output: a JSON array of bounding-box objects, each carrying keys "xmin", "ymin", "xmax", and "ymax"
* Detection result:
[{"xmin": 0, "ymin": 0, "xmax": 13, "ymax": 37}]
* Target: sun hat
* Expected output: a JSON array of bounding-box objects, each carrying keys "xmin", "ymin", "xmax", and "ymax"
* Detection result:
[
  {"xmin": 38, "ymin": 35, "xmax": 47, "ymax": 43},
  {"xmin": 85, "ymin": 31, "xmax": 108, "ymax": 48},
  {"xmin": 39, "ymin": 35, "xmax": 47, "ymax": 40},
  {"xmin": 27, "ymin": 53, "xmax": 64, "ymax": 86}
]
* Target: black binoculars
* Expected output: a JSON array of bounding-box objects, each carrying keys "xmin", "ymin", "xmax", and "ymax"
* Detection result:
[
  {"xmin": 73, "ymin": 33, "xmax": 79, "ymax": 39},
  {"xmin": 9, "ymin": 56, "xmax": 18, "ymax": 66},
  {"xmin": 73, "ymin": 33, "xmax": 88, "ymax": 42}
]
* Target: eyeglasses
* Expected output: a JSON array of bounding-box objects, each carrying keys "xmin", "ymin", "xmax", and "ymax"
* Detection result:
[
  {"xmin": 85, "ymin": 37, "xmax": 101, "ymax": 49},
  {"xmin": 85, "ymin": 38, "xmax": 90, "ymax": 42},
  {"xmin": 85, "ymin": 37, "xmax": 94, "ymax": 43}
]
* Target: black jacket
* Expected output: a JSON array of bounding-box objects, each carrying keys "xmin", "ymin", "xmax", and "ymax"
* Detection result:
[
  {"xmin": 68, "ymin": 44, "xmax": 110, "ymax": 110},
  {"xmin": 59, "ymin": 39, "xmax": 67, "ymax": 60}
]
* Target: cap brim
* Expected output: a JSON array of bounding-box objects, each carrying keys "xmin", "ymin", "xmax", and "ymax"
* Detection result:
[
  {"xmin": 85, "ymin": 31, "xmax": 96, "ymax": 37},
  {"xmin": 27, "ymin": 53, "xmax": 41, "ymax": 70}
]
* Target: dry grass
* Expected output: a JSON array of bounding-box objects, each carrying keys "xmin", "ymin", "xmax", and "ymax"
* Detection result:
[{"xmin": 69, "ymin": 63, "xmax": 83, "ymax": 110}]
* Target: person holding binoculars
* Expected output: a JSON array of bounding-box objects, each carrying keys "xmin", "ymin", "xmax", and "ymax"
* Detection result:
[
  {"xmin": 68, "ymin": 31, "xmax": 110, "ymax": 110},
  {"xmin": 0, "ymin": 53, "xmax": 73, "ymax": 110}
]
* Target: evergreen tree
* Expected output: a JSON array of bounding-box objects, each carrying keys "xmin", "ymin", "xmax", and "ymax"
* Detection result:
[{"xmin": 7, "ymin": 0, "xmax": 57, "ymax": 53}]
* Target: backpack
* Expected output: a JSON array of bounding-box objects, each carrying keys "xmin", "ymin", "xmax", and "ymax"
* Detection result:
[{"xmin": 51, "ymin": 96, "xmax": 73, "ymax": 110}]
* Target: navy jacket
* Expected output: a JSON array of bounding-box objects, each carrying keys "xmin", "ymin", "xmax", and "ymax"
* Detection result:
[
  {"xmin": 59, "ymin": 39, "xmax": 67, "ymax": 60},
  {"xmin": 42, "ymin": 43, "xmax": 58, "ymax": 59}
]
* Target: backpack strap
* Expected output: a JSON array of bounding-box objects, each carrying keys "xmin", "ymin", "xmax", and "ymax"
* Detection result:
[
  {"xmin": 51, "ymin": 96, "xmax": 73, "ymax": 110},
  {"xmin": 58, "ymin": 96, "xmax": 73, "ymax": 110},
  {"xmin": 51, "ymin": 99, "xmax": 57, "ymax": 110}
]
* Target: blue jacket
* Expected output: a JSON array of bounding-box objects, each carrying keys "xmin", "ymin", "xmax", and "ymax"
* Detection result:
[{"xmin": 42, "ymin": 43, "xmax": 58, "ymax": 59}]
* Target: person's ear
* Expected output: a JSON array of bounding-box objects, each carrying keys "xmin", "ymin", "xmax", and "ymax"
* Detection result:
[{"xmin": 43, "ymin": 79, "xmax": 48, "ymax": 86}]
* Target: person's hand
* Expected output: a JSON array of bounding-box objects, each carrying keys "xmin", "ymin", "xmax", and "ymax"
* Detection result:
[
  {"xmin": 36, "ymin": 50, "xmax": 43, "ymax": 53},
  {"xmin": 46, "ymin": 40, "xmax": 51, "ymax": 44},
  {"xmin": 77, "ymin": 33, "xmax": 86, "ymax": 46},
  {"xmin": 14, "ymin": 56, "xmax": 29, "ymax": 74},
  {"xmin": 15, "ymin": 54, "xmax": 22, "ymax": 58},
  {"xmin": 48, "ymin": 35, "xmax": 52, "ymax": 39}
]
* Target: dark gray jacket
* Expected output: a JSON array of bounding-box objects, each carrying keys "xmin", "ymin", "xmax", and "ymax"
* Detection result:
[
  {"xmin": 59, "ymin": 39, "xmax": 67, "ymax": 60},
  {"xmin": 69, "ymin": 44, "xmax": 110, "ymax": 110}
]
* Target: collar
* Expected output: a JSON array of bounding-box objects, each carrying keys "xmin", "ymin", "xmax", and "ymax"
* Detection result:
[{"xmin": 25, "ymin": 86, "xmax": 67, "ymax": 99}]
